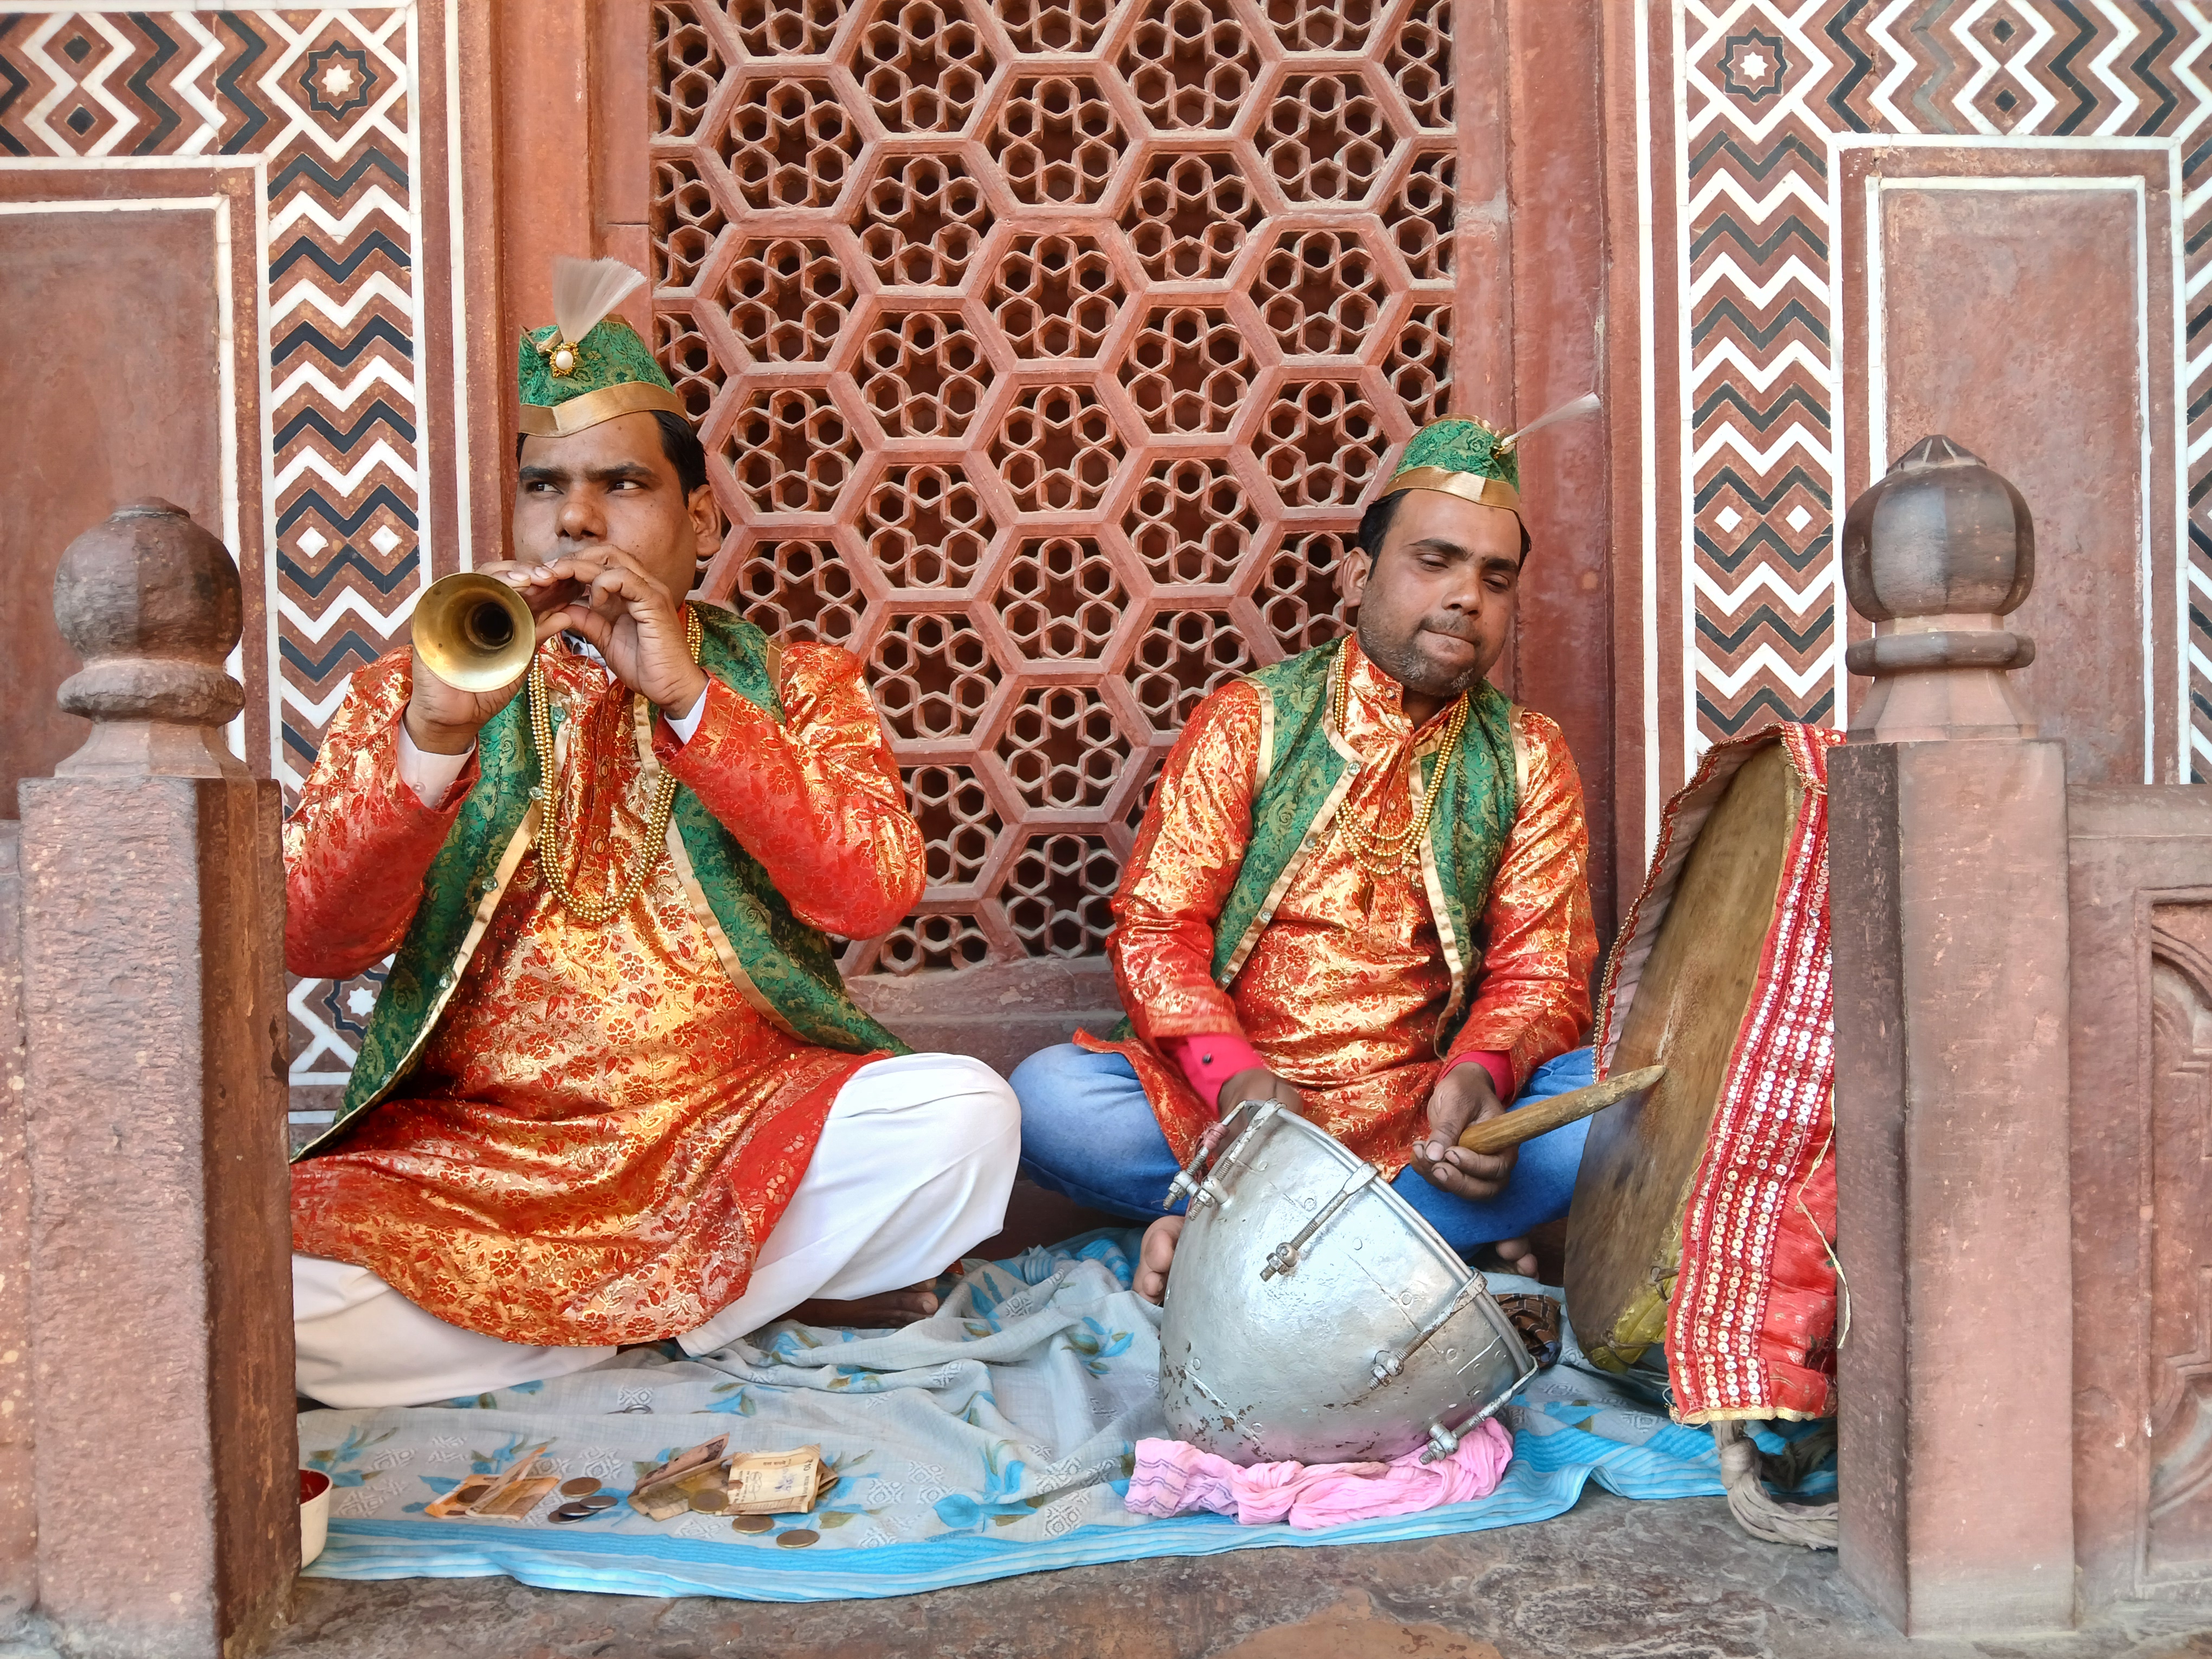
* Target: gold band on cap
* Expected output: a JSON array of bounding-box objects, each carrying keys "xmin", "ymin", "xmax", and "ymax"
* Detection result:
[
  {"xmin": 1384, "ymin": 465, "xmax": 1521, "ymax": 513},
  {"xmin": 517, "ymin": 380, "xmax": 690, "ymax": 438}
]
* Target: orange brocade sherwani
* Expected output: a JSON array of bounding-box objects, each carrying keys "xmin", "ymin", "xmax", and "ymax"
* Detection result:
[
  {"xmin": 1083, "ymin": 638, "xmax": 1598, "ymax": 1174},
  {"xmin": 286, "ymin": 638, "xmax": 924, "ymax": 1347}
]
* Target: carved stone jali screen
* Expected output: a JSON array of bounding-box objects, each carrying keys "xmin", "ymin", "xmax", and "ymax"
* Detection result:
[{"xmin": 648, "ymin": 0, "xmax": 1463, "ymax": 975}]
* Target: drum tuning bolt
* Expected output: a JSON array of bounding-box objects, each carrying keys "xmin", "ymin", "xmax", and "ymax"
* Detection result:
[
  {"xmin": 1371, "ymin": 1351, "xmax": 1404, "ymax": 1385},
  {"xmin": 1423, "ymin": 1422, "xmax": 1461, "ymax": 1462}
]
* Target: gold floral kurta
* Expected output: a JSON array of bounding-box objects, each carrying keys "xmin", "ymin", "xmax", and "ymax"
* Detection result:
[
  {"xmin": 286, "ymin": 634, "xmax": 924, "ymax": 1347},
  {"xmin": 1084, "ymin": 637, "xmax": 1597, "ymax": 1173}
]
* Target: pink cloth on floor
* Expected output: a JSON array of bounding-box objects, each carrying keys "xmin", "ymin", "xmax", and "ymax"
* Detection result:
[{"xmin": 1123, "ymin": 1417, "xmax": 1514, "ymax": 1531}]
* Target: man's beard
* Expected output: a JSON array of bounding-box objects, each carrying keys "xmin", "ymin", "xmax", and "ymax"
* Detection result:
[{"xmin": 1356, "ymin": 617, "xmax": 1484, "ymax": 700}]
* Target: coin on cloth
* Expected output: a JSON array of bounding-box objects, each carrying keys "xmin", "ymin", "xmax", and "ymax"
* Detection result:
[
  {"xmin": 776, "ymin": 1529, "xmax": 819, "ymax": 1548},
  {"xmin": 558, "ymin": 1478, "xmax": 601, "ymax": 1498},
  {"xmin": 688, "ymin": 1488, "xmax": 730, "ymax": 1513},
  {"xmin": 548, "ymin": 1503, "xmax": 602, "ymax": 1524},
  {"xmin": 576, "ymin": 1493, "xmax": 618, "ymax": 1512},
  {"xmin": 730, "ymin": 1514, "xmax": 774, "ymax": 1535}
]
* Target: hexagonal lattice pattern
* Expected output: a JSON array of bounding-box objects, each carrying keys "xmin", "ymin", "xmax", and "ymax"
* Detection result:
[
  {"xmin": 995, "ymin": 535, "xmax": 1125, "ymax": 661},
  {"xmin": 656, "ymin": 2, "xmax": 1458, "ymax": 972},
  {"xmin": 652, "ymin": 6, "xmax": 722, "ymax": 141},
  {"xmin": 905, "ymin": 763, "xmax": 996, "ymax": 885},
  {"xmin": 857, "ymin": 311, "xmax": 992, "ymax": 439},
  {"xmin": 724, "ymin": 237, "xmax": 854, "ymax": 364},
  {"xmin": 1120, "ymin": 149, "xmax": 1263, "ymax": 283},
  {"xmin": 657, "ymin": 310, "xmax": 724, "ymax": 422},
  {"xmin": 652, "ymin": 156, "xmax": 722, "ymax": 288},
  {"xmin": 1262, "ymin": 0, "xmax": 1381, "ymax": 53},
  {"xmin": 999, "ymin": 0, "xmax": 1113, "ymax": 54},
  {"xmin": 1120, "ymin": 303, "xmax": 1257, "ymax": 434},
  {"xmin": 1260, "ymin": 72, "xmax": 1403, "ymax": 205},
  {"xmin": 857, "ymin": 0, "xmax": 996, "ymax": 133},
  {"xmin": 989, "ymin": 235, "xmax": 1123, "ymax": 362},
  {"xmin": 730, "ymin": 0, "xmax": 853, "ymax": 56},
  {"xmin": 862, "ymin": 463, "xmax": 996, "ymax": 589},
  {"xmin": 1388, "ymin": 0, "xmax": 1454, "ymax": 130},
  {"xmin": 870, "ymin": 612, "xmax": 998, "ymax": 740},
  {"xmin": 734, "ymin": 537, "xmax": 868, "ymax": 647},
  {"xmin": 1126, "ymin": 609, "xmax": 1255, "ymax": 736},
  {"xmin": 1385, "ymin": 146, "xmax": 1457, "ymax": 280},
  {"xmin": 1264, "ymin": 531, "xmax": 1355, "ymax": 658},
  {"xmin": 1000, "ymin": 685, "xmax": 1127, "ymax": 809},
  {"xmin": 1385, "ymin": 302, "xmax": 1453, "ymax": 427},
  {"xmin": 1258, "ymin": 379, "xmax": 1387, "ymax": 508},
  {"xmin": 1118, "ymin": 0, "xmax": 1260, "ymax": 132},
  {"xmin": 725, "ymin": 385, "xmax": 861, "ymax": 514},
  {"xmin": 853, "ymin": 153, "xmax": 992, "ymax": 287},
  {"xmin": 1252, "ymin": 229, "xmax": 1387, "ymax": 359},
  {"xmin": 991, "ymin": 385, "xmax": 1126, "ymax": 512},
  {"xmin": 1126, "ymin": 456, "xmax": 1260, "ymax": 587},
  {"xmin": 989, "ymin": 74, "xmax": 1124, "ymax": 207},
  {"xmin": 1006, "ymin": 834, "xmax": 1120, "ymax": 957},
  {"xmin": 718, "ymin": 76, "xmax": 863, "ymax": 210}
]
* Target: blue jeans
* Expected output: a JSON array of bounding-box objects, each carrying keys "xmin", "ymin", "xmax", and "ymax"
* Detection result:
[{"xmin": 1009, "ymin": 1043, "xmax": 1596, "ymax": 1257}]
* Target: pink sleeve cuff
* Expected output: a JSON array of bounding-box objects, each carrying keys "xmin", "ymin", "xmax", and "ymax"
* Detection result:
[
  {"xmin": 1441, "ymin": 1050, "xmax": 1516, "ymax": 1103},
  {"xmin": 1163, "ymin": 1032, "xmax": 1264, "ymax": 1113}
]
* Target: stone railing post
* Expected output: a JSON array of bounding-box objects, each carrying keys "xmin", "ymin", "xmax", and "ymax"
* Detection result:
[
  {"xmin": 17, "ymin": 503, "xmax": 294, "ymax": 1657},
  {"xmin": 1828, "ymin": 439, "xmax": 2074, "ymax": 1632}
]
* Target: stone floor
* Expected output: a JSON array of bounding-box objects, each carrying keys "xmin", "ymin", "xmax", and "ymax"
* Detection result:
[{"xmin": 263, "ymin": 1490, "xmax": 2212, "ymax": 1659}]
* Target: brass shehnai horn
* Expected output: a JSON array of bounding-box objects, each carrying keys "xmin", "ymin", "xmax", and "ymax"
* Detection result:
[{"xmin": 411, "ymin": 572, "xmax": 536, "ymax": 692}]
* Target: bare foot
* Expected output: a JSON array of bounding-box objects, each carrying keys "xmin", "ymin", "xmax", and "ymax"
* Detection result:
[
  {"xmin": 785, "ymin": 1281, "xmax": 941, "ymax": 1329},
  {"xmin": 1134, "ymin": 1214, "xmax": 1185, "ymax": 1306},
  {"xmin": 1487, "ymin": 1236, "xmax": 1540, "ymax": 1278}
]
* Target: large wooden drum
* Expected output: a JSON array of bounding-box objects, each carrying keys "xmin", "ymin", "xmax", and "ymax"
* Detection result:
[{"xmin": 1564, "ymin": 724, "xmax": 1842, "ymax": 1425}]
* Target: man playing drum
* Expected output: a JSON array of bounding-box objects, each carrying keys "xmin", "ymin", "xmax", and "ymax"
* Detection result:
[{"xmin": 1012, "ymin": 415, "xmax": 1599, "ymax": 1302}]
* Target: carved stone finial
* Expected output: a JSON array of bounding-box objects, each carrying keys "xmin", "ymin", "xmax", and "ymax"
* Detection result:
[
  {"xmin": 50, "ymin": 500, "xmax": 248, "ymax": 778},
  {"xmin": 1840, "ymin": 436, "xmax": 2037, "ymax": 742}
]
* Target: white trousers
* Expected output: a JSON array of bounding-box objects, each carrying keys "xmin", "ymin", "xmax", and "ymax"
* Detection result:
[{"xmin": 294, "ymin": 1051, "xmax": 1020, "ymax": 1409}]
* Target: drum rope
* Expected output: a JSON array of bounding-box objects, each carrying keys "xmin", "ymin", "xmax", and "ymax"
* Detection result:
[{"xmin": 1711, "ymin": 1419, "xmax": 1840, "ymax": 1549}]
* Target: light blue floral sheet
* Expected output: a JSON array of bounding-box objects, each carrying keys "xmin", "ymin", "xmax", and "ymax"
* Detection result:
[{"xmin": 299, "ymin": 1231, "xmax": 1831, "ymax": 1601}]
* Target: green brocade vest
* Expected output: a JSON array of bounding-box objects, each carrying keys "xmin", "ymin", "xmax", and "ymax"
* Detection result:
[
  {"xmin": 1128, "ymin": 638, "xmax": 1522, "ymax": 1054},
  {"xmin": 295, "ymin": 607, "xmax": 909, "ymax": 1162}
]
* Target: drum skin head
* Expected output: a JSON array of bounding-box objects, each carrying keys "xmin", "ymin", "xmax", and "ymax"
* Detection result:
[{"xmin": 1565, "ymin": 743, "xmax": 1800, "ymax": 1370}]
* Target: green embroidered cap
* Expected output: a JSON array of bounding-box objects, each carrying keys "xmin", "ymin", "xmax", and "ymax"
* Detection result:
[
  {"xmin": 1380, "ymin": 396, "xmax": 1599, "ymax": 515},
  {"xmin": 1387, "ymin": 417, "xmax": 1522, "ymax": 513},
  {"xmin": 517, "ymin": 257, "xmax": 687, "ymax": 438}
]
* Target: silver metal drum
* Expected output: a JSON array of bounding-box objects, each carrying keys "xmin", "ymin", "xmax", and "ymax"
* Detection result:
[{"xmin": 1156, "ymin": 1100, "xmax": 1537, "ymax": 1466}]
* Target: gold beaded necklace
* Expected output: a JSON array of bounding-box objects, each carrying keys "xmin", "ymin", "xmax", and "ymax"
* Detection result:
[
  {"xmin": 1329, "ymin": 640, "xmax": 1470, "ymax": 882},
  {"xmin": 526, "ymin": 603, "xmax": 704, "ymax": 925}
]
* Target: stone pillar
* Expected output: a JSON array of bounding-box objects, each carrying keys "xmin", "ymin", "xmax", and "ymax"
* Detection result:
[
  {"xmin": 1829, "ymin": 439, "xmax": 2074, "ymax": 1633},
  {"xmin": 0, "ymin": 821, "xmax": 33, "ymax": 1624},
  {"xmin": 17, "ymin": 503, "xmax": 294, "ymax": 1658}
]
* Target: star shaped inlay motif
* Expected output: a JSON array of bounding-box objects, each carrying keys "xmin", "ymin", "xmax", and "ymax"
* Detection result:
[
  {"xmin": 1720, "ymin": 30, "xmax": 1787, "ymax": 102},
  {"xmin": 301, "ymin": 42, "xmax": 376, "ymax": 119}
]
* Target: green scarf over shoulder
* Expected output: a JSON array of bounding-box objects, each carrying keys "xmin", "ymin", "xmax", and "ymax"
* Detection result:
[
  {"xmin": 295, "ymin": 607, "xmax": 908, "ymax": 1161},
  {"xmin": 1193, "ymin": 637, "xmax": 1521, "ymax": 1050}
]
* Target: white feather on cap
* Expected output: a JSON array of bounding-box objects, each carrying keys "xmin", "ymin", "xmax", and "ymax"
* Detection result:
[
  {"xmin": 1496, "ymin": 392, "xmax": 1601, "ymax": 454},
  {"xmin": 550, "ymin": 256, "xmax": 646, "ymax": 349}
]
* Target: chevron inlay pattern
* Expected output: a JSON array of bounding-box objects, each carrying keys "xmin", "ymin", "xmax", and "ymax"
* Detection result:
[
  {"xmin": 1674, "ymin": 0, "xmax": 2212, "ymax": 773},
  {"xmin": 0, "ymin": 5, "xmax": 434, "ymax": 1091}
]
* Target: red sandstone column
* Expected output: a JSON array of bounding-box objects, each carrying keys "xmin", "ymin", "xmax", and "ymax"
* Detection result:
[
  {"xmin": 17, "ymin": 503, "xmax": 294, "ymax": 1657},
  {"xmin": 0, "ymin": 821, "xmax": 31, "ymax": 1622},
  {"xmin": 1828, "ymin": 439, "xmax": 2074, "ymax": 1633}
]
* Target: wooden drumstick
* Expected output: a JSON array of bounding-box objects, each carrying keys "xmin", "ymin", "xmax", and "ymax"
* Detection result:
[{"xmin": 1454, "ymin": 1064, "xmax": 1667, "ymax": 1157}]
